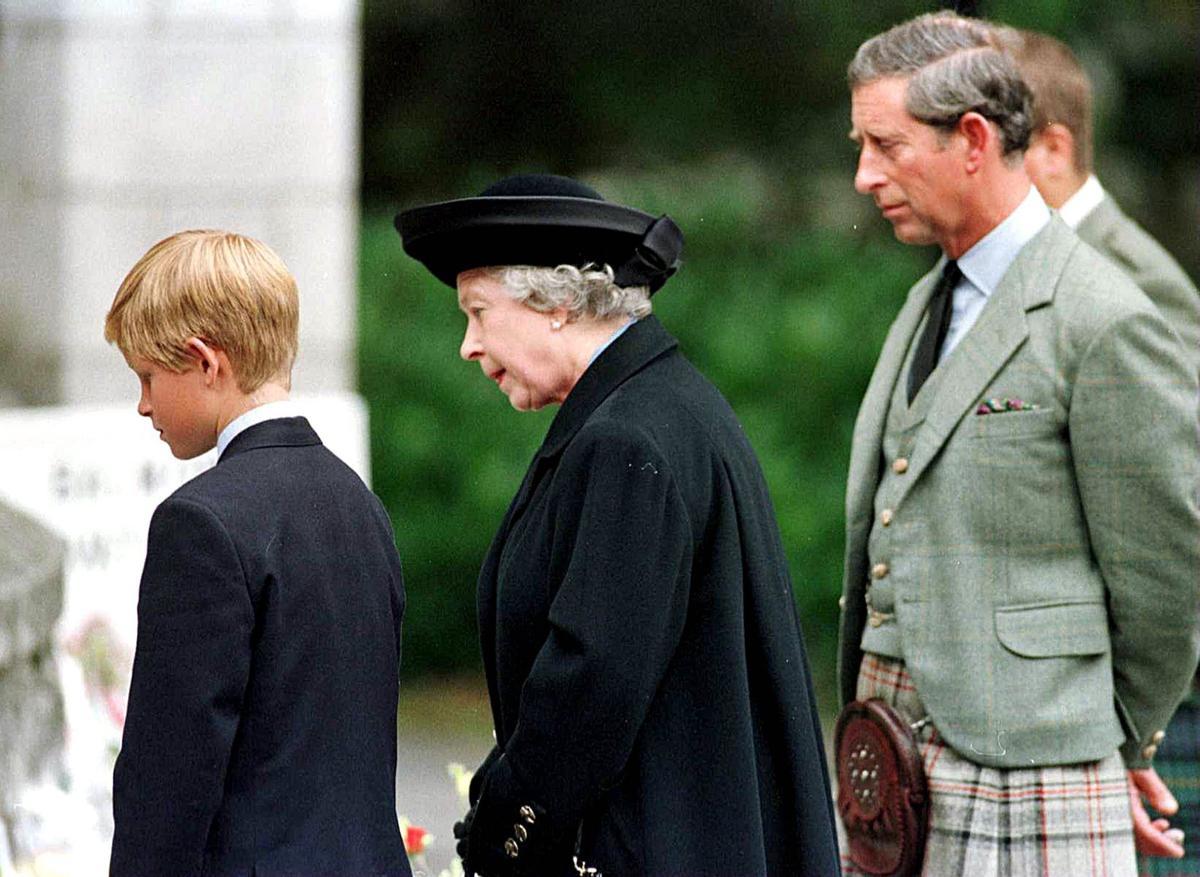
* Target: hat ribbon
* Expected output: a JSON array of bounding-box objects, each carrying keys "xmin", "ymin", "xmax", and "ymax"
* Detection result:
[{"xmin": 613, "ymin": 215, "xmax": 683, "ymax": 288}]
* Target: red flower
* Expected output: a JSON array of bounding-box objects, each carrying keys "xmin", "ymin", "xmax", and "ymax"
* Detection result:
[{"xmin": 405, "ymin": 824, "xmax": 430, "ymax": 855}]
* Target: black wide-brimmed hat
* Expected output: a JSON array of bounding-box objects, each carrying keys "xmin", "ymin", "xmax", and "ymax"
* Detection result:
[{"xmin": 394, "ymin": 174, "xmax": 684, "ymax": 293}]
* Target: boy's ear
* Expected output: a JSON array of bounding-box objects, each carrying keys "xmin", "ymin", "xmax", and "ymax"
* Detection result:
[{"xmin": 184, "ymin": 337, "xmax": 222, "ymax": 386}]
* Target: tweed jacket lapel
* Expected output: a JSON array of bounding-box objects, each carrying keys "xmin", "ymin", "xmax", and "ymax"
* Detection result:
[
  {"xmin": 893, "ymin": 219, "xmax": 1073, "ymax": 500},
  {"xmin": 844, "ymin": 268, "xmax": 941, "ymax": 528}
]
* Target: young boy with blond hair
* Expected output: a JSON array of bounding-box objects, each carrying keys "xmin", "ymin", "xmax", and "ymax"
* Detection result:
[{"xmin": 105, "ymin": 230, "xmax": 412, "ymax": 876}]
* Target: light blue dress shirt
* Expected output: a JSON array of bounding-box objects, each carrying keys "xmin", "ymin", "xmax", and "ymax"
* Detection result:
[{"xmin": 940, "ymin": 186, "xmax": 1052, "ymax": 358}]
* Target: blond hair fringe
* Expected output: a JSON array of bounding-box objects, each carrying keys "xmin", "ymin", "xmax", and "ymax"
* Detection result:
[{"xmin": 105, "ymin": 230, "xmax": 299, "ymax": 392}]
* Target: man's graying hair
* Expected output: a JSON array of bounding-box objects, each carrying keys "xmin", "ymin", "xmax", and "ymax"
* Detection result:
[{"xmin": 848, "ymin": 12, "xmax": 1033, "ymax": 159}]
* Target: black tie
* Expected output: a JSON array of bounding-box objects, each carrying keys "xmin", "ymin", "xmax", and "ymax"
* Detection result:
[{"xmin": 907, "ymin": 260, "xmax": 961, "ymax": 404}]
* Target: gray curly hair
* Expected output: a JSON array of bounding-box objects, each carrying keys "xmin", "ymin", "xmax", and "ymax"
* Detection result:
[
  {"xmin": 486, "ymin": 263, "xmax": 652, "ymax": 321},
  {"xmin": 847, "ymin": 12, "xmax": 1033, "ymax": 160}
]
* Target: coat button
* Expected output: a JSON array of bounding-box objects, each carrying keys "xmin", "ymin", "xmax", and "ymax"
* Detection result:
[
  {"xmin": 881, "ymin": 508, "xmax": 894, "ymax": 526},
  {"xmin": 892, "ymin": 458, "xmax": 909, "ymax": 474},
  {"xmin": 871, "ymin": 562, "xmax": 889, "ymax": 579},
  {"xmin": 519, "ymin": 805, "xmax": 537, "ymax": 824},
  {"xmin": 505, "ymin": 838, "xmax": 520, "ymax": 858},
  {"xmin": 1142, "ymin": 743, "xmax": 1158, "ymax": 760},
  {"xmin": 1152, "ymin": 730, "xmax": 1166, "ymax": 744},
  {"xmin": 513, "ymin": 824, "xmax": 528, "ymax": 842},
  {"xmin": 838, "ymin": 595, "xmax": 846, "ymax": 609}
]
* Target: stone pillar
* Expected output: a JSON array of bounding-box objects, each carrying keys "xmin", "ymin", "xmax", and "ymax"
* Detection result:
[
  {"xmin": 0, "ymin": 501, "xmax": 66, "ymax": 841},
  {"xmin": 0, "ymin": 0, "xmax": 361, "ymax": 405}
]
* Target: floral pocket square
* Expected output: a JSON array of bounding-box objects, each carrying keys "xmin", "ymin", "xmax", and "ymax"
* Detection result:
[{"xmin": 975, "ymin": 397, "xmax": 1039, "ymax": 415}]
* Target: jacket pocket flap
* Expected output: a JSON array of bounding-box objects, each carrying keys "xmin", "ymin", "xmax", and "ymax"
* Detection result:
[{"xmin": 994, "ymin": 601, "xmax": 1109, "ymax": 657}]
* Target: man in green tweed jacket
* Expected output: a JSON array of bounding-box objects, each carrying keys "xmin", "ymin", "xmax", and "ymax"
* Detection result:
[
  {"xmin": 841, "ymin": 12, "xmax": 1200, "ymax": 876},
  {"xmin": 1005, "ymin": 28, "xmax": 1200, "ymax": 875},
  {"xmin": 1004, "ymin": 29, "xmax": 1200, "ymax": 377}
]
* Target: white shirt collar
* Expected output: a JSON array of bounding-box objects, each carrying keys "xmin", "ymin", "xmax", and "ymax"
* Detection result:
[
  {"xmin": 956, "ymin": 185, "xmax": 1052, "ymax": 299},
  {"xmin": 217, "ymin": 399, "xmax": 302, "ymax": 459},
  {"xmin": 1057, "ymin": 174, "xmax": 1106, "ymax": 229}
]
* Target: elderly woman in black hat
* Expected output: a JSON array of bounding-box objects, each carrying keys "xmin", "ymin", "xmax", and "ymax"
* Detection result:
[{"xmin": 396, "ymin": 175, "xmax": 840, "ymax": 877}]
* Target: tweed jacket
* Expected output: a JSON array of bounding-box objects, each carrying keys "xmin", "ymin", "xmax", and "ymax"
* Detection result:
[
  {"xmin": 1077, "ymin": 194, "xmax": 1200, "ymax": 377},
  {"xmin": 838, "ymin": 217, "xmax": 1200, "ymax": 770},
  {"xmin": 111, "ymin": 418, "xmax": 411, "ymax": 877}
]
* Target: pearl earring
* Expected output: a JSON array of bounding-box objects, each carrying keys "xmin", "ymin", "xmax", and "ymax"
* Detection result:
[{"xmin": 550, "ymin": 320, "xmax": 563, "ymax": 330}]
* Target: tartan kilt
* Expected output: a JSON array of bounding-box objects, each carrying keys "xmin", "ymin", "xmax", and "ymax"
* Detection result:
[
  {"xmin": 1139, "ymin": 684, "xmax": 1200, "ymax": 877},
  {"xmin": 840, "ymin": 653, "xmax": 1136, "ymax": 877}
]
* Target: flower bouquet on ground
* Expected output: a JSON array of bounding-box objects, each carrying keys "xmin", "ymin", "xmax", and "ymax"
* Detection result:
[{"xmin": 399, "ymin": 762, "xmax": 474, "ymax": 877}]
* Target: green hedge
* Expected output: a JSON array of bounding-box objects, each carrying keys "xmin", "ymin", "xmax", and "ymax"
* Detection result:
[{"xmin": 359, "ymin": 164, "xmax": 931, "ymax": 698}]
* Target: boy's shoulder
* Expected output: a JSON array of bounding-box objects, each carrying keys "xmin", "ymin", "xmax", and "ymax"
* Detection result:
[
  {"xmin": 160, "ymin": 417, "xmax": 378, "ymax": 521},
  {"xmin": 149, "ymin": 422, "xmax": 388, "ymax": 559}
]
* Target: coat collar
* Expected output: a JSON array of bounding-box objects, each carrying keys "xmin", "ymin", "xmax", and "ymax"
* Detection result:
[
  {"xmin": 1075, "ymin": 193, "xmax": 1121, "ymax": 245},
  {"xmin": 535, "ymin": 315, "xmax": 679, "ymax": 459},
  {"xmin": 219, "ymin": 416, "xmax": 321, "ymax": 462}
]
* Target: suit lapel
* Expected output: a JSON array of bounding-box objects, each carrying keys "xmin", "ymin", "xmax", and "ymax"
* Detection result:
[
  {"xmin": 895, "ymin": 219, "xmax": 1075, "ymax": 498},
  {"xmin": 845, "ymin": 267, "xmax": 940, "ymax": 527}
]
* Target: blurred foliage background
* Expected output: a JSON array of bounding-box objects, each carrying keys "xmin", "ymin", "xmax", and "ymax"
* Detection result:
[{"xmin": 358, "ymin": 0, "xmax": 1199, "ymax": 701}]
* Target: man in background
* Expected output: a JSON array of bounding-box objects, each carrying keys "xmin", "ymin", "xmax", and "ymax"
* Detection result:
[
  {"xmin": 1006, "ymin": 28, "xmax": 1200, "ymax": 874},
  {"xmin": 1004, "ymin": 28, "xmax": 1199, "ymax": 371}
]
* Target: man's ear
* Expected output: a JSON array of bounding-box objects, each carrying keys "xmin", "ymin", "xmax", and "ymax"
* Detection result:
[
  {"xmin": 184, "ymin": 337, "xmax": 222, "ymax": 386},
  {"xmin": 1036, "ymin": 123, "xmax": 1076, "ymax": 175},
  {"xmin": 957, "ymin": 111, "xmax": 995, "ymax": 174}
]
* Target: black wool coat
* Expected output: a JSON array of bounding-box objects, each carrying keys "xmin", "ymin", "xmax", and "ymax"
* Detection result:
[
  {"xmin": 110, "ymin": 418, "xmax": 411, "ymax": 877},
  {"xmin": 468, "ymin": 317, "xmax": 841, "ymax": 877}
]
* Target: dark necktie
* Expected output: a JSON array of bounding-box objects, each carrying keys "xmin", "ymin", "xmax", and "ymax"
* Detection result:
[{"xmin": 907, "ymin": 260, "xmax": 961, "ymax": 404}]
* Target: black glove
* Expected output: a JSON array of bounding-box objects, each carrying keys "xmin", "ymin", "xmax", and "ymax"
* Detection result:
[
  {"xmin": 453, "ymin": 806, "xmax": 477, "ymax": 876},
  {"xmin": 458, "ymin": 756, "xmax": 576, "ymax": 877}
]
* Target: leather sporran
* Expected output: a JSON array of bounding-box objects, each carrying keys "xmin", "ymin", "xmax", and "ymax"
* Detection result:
[{"xmin": 835, "ymin": 698, "xmax": 929, "ymax": 877}]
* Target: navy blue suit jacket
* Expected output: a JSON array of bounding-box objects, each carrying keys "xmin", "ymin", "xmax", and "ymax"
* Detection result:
[{"xmin": 110, "ymin": 417, "xmax": 411, "ymax": 877}]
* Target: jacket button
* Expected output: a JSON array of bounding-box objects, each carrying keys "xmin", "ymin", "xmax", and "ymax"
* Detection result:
[
  {"xmin": 881, "ymin": 508, "xmax": 894, "ymax": 526},
  {"xmin": 513, "ymin": 824, "xmax": 528, "ymax": 842},
  {"xmin": 892, "ymin": 458, "xmax": 909, "ymax": 474},
  {"xmin": 505, "ymin": 838, "xmax": 520, "ymax": 858},
  {"xmin": 519, "ymin": 805, "xmax": 537, "ymax": 824},
  {"xmin": 1152, "ymin": 730, "xmax": 1166, "ymax": 744},
  {"xmin": 871, "ymin": 562, "xmax": 889, "ymax": 579},
  {"xmin": 838, "ymin": 595, "xmax": 846, "ymax": 609},
  {"xmin": 1142, "ymin": 743, "xmax": 1159, "ymax": 760}
]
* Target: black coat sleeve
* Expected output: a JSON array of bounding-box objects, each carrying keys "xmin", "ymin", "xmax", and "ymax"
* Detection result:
[
  {"xmin": 110, "ymin": 498, "xmax": 253, "ymax": 876},
  {"xmin": 472, "ymin": 422, "xmax": 694, "ymax": 868}
]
